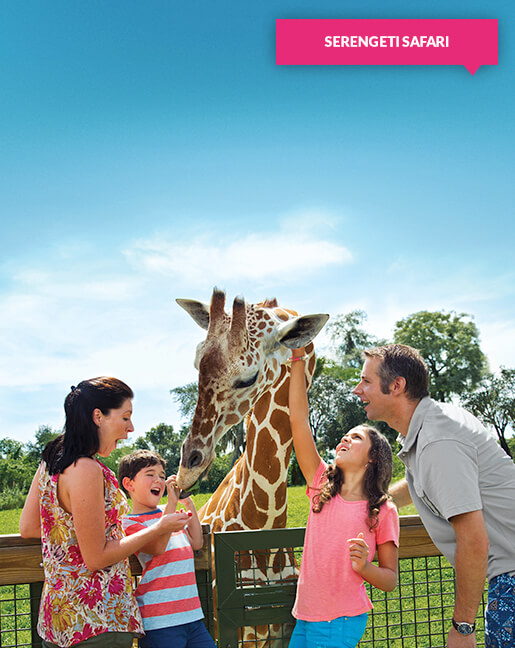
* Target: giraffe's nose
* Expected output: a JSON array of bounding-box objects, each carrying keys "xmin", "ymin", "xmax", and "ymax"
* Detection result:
[{"xmin": 188, "ymin": 450, "xmax": 203, "ymax": 469}]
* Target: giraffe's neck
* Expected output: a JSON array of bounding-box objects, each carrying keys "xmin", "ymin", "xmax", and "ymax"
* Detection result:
[{"xmin": 199, "ymin": 348, "xmax": 316, "ymax": 532}]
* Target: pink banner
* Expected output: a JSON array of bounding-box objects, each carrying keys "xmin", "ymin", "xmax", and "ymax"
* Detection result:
[{"xmin": 276, "ymin": 19, "xmax": 498, "ymax": 75}]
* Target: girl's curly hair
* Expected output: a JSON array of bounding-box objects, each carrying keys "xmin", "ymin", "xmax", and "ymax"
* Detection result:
[{"xmin": 311, "ymin": 425, "xmax": 393, "ymax": 531}]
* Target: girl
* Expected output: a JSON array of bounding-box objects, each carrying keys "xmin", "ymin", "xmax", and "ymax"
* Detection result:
[
  {"xmin": 20, "ymin": 377, "xmax": 190, "ymax": 648},
  {"xmin": 288, "ymin": 349, "xmax": 399, "ymax": 648}
]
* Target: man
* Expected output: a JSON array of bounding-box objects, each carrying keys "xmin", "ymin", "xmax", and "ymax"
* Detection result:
[{"xmin": 353, "ymin": 344, "xmax": 515, "ymax": 648}]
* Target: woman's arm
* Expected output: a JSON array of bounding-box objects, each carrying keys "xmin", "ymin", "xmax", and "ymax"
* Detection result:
[
  {"xmin": 67, "ymin": 458, "xmax": 190, "ymax": 571},
  {"xmin": 288, "ymin": 348, "xmax": 321, "ymax": 486},
  {"xmin": 348, "ymin": 534, "xmax": 398, "ymax": 592},
  {"xmin": 19, "ymin": 466, "xmax": 42, "ymax": 538}
]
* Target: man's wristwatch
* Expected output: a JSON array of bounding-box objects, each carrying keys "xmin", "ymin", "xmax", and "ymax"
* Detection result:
[{"xmin": 452, "ymin": 619, "xmax": 476, "ymax": 635}]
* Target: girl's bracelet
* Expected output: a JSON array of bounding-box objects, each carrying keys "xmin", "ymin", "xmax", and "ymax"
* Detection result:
[{"xmin": 286, "ymin": 355, "xmax": 307, "ymax": 365}]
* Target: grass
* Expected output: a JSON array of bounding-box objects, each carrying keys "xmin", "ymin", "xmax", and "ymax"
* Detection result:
[{"xmin": 0, "ymin": 490, "xmax": 415, "ymax": 536}]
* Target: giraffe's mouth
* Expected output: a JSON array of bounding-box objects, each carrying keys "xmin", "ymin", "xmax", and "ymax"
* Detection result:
[{"xmin": 177, "ymin": 455, "xmax": 215, "ymax": 491}]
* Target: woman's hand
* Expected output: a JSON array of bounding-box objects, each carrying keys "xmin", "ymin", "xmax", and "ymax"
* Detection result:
[
  {"xmin": 347, "ymin": 532, "xmax": 370, "ymax": 573},
  {"xmin": 157, "ymin": 510, "xmax": 191, "ymax": 534}
]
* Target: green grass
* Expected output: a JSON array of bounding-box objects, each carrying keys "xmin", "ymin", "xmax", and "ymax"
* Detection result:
[
  {"xmin": 0, "ymin": 491, "xmax": 414, "ymax": 536},
  {"xmin": 0, "ymin": 508, "xmax": 23, "ymax": 535}
]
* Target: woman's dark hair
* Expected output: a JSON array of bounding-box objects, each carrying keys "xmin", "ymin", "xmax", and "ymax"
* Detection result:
[
  {"xmin": 312, "ymin": 425, "xmax": 393, "ymax": 531},
  {"xmin": 42, "ymin": 377, "xmax": 133, "ymax": 475}
]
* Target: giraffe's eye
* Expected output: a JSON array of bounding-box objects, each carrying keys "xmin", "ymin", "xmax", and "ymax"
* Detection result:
[{"xmin": 233, "ymin": 372, "xmax": 259, "ymax": 389}]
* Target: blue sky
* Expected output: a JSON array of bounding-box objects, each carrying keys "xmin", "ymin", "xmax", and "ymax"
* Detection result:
[{"xmin": 1, "ymin": 0, "xmax": 513, "ymax": 445}]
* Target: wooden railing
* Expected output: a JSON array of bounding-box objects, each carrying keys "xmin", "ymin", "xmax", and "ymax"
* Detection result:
[{"xmin": 0, "ymin": 517, "xmax": 487, "ymax": 648}]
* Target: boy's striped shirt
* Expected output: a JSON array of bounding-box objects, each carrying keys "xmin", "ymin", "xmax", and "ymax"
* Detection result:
[{"xmin": 122, "ymin": 508, "xmax": 204, "ymax": 631}]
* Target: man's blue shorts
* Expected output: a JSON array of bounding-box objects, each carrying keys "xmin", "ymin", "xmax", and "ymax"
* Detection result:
[
  {"xmin": 139, "ymin": 619, "xmax": 215, "ymax": 648},
  {"xmin": 289, "ymin": 613, "xmax": 368, "ymax": 648},
  {"xmin": 485, "ymin": 572, "xmax": 515, "ymax": 648}
]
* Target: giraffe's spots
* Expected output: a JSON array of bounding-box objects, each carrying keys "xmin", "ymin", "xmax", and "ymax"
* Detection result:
[
  {"xmin": 253, "ymin": 481, "xmax": 269, "ymax": 512},
  {"xmin": 266, "ymin": 368, "xmax": 274, "ymax": 382},
  {"xmin": 258, "ymin": 321, "xmax": 267, "ymax": 330},
  {"xmin": 274, "ymin": 308, "xmax": 290, "ymax": 322},
  {"xmin": 238, "ymin": 399, "xmax": 250, "ymax": 416},
  {"xmin": 225, "ymin": 413, "xmax": 239, "ymax": 426},
  {"xmin": 242, "ymin": 494, "xmax": 268, "ymax": 527},
  {"xmin": 254, "ymin": 392, "xmax": 271, "ymax": 424},
  {"xmin": 275, "ymin": 482, "xmax": 287, "ymax": 510},
  {"xmin": 274, "ymin": 381, "xmax": 288, "ymax": 408},
  {"xmin": 255, "ymin": 431, "xmax": 280, "ymax": 482},
  {"xmin": 246, "ymin": 356, "xmax": 253, "ymax": 366},
  {"xmin": 227, "ymin": 522, "xmax": 242, "ymax": 532},
  {"xmin": 269, "ymin": 409, "xmax": 290, "ymax": 440},
  {"xmin": 274, "ymin": 510, "xmax": 288, "ymax": 528}
]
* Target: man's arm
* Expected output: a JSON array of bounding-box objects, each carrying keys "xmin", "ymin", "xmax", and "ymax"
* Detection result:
[
  {"xmin": 389, "ymin": 478, "xmax": 412, "ymax": 509},
  {"xmin": 447, "ymin": 509, "xmax": 489, "ymax": 648}
]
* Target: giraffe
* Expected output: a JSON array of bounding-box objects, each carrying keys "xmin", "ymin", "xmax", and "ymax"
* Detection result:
[{"xmin": 175, "ymin": 289, "xmax": 328, "ymax": 645}]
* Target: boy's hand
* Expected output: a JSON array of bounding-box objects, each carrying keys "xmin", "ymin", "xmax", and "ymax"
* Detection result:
[
  {"xmin": 347, "ymin": 532, "xmax": 370, "ymax": 573},
  {"xmin": 165, "ymin": 475, "xmax": 181, "ymax": 510}
]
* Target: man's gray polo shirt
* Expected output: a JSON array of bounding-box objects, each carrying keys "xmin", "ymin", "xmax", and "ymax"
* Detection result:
[{"xmin": 397, "ymin": 397, "xmax": 515, "ymax": 580}]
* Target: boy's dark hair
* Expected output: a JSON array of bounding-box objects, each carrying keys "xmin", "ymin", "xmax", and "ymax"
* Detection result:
[{"xmin": 118, "ymin": 449, "xmax": 166, "ymax": 497}]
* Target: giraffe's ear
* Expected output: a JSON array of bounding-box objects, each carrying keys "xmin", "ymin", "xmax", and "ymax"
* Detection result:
[
  {"xmin": 176, "ymin": 299, "xmax": 210, "ymax": 330},
  {"xmin": 276, "ymin": 313, "xmax": 330, "ymax": 349}
]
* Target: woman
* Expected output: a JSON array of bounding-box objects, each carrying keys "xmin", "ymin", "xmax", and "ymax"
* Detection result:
[{"xmin": 20, "ymin": 377, "xmax": 190, "ymax": 648}]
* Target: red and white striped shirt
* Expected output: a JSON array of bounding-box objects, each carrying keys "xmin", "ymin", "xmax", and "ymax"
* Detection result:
[{"xmin": 122, "ymin": 508, "xmax": 204, "ymax": 631}]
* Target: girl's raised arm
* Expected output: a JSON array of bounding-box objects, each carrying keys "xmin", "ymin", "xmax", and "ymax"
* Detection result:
[{"xmin": 289, "ymin": 348, "xmax": 321, "ymax": 487}]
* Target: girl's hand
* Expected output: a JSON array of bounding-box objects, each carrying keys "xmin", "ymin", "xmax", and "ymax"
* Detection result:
[
  {"xmin": 347, "ymin": 532, "xmax": 370, "ymax": 573},
  {"xmin": 291, "ymin": 347, "xmax": 306, "ymax": 359}
]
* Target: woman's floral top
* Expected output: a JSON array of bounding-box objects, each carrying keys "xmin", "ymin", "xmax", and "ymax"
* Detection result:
[{"xmin": 37, "ymin": 459, "xmax": 144, "ymax": 647}]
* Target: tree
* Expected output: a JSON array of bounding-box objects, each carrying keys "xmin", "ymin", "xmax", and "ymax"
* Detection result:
[
  {"xmin": 0, "ymin": 438, "xmax": 34, "ymax": 493},
  {"xmin": 327, "ymin": 310, "xmax": 388, "ymax": 376},
  {"xmin": 139, "ymin": 423, "xmax": 186, "ymax": 476},
  {"xmin": 394, "ymin": 310, "xmax": 488, "ymax": 402},
  {"xmin": 25, "ymin": 425, "xmax": 60, "ymax": 465},
  {"xmin": 462, "ymin": 368, "xmax": 515, "ymax": 458}
]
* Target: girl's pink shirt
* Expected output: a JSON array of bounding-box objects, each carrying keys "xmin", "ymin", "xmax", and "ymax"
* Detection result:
[{"xmin": 292, "ymin": 461, "xmax": 399, "ymax": 621}]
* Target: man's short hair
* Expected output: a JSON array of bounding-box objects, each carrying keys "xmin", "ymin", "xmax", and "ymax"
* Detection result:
[
  {"xmin": 118, "ymin": 449, "xmax": 166, "ymax": 496},
  {"xmin": 364, "ymin": 344, "xmax": 430, "ymax": 401}
]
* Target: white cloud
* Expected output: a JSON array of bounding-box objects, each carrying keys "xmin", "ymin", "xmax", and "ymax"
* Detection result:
[{"xmin": 124, "ymin": 231, "xmax": 352, "ymax": 285}]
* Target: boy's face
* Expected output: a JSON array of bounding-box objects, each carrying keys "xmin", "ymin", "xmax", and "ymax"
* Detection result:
[{"xmin": 124, "ymin": 463, "xmax": 166, "ymax": 512}]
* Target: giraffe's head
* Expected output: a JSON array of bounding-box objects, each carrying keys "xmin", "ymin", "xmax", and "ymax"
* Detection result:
[{"xmin": 176, "ymin": 289, "xmax": 329, "ymax": 490}]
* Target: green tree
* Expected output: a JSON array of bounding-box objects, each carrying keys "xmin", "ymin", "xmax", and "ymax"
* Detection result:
[
  {"xmin": 394, "ymin": 310, "xmax": 488, "ymax": 402},
  {"xmin": 0, "ymin": 438, "xmax": 34, "ymax": 492},
  {"xmin": 462, "ymin": 368, "xmax": 515, "ymax": 458},
  {"xmin": 140, "ymin": 423, "xmax": 186, "ymax": 476},
  {"xmin": 327, "ymin": 310, "xmax": 388, "ymax": 377},
  {"xmin": 25, "ymin": 425, "xmax": 60, "ymax": 465}
]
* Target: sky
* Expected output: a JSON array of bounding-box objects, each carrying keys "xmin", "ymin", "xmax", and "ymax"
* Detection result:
[{"xmin": 1, "ymin": 0, "xmax": 513, "ymax": 446}]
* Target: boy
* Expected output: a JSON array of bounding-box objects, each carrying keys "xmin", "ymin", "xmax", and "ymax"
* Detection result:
[{"xmin": 118, "ymin": 449, "xmax": 215, "ymax": 648}]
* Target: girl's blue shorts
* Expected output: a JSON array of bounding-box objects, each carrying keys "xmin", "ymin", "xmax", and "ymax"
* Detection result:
[{"xmin": 289, "ymin": 612, "xmax": 368, "ymax": 648}]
